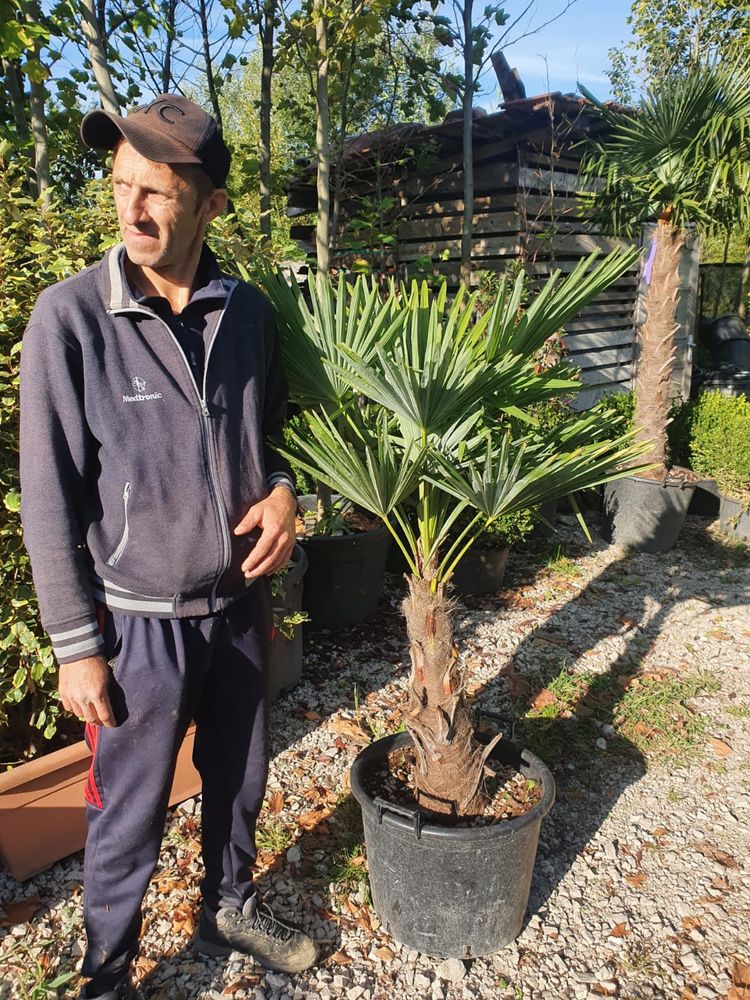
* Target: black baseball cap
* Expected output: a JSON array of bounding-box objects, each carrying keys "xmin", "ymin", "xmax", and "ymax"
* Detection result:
[{"xmin": 80, "ymin": 94, "xmax": 231, "ymax": 188}]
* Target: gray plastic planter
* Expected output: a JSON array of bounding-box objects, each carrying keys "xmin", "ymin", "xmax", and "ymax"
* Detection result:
[
  {"xmin": 719, "ymin": 495, "xmax": 750, "ymax": 541},
  {"xmin": 602, "ymin": 475, "xmax": 696, "ymax": 553},
  {"xmin": 350, "ymin": 732, "xmax": 555, "ymax": 959}
]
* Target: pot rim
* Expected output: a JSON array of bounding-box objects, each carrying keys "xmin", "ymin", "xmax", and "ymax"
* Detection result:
[
  {"xmin": 296, "ymin": 523, "xmax": 390, "ymax": 544},
  {"xmin": 350, "ymin": 731, "xmax": 555, "ymax": 844}
]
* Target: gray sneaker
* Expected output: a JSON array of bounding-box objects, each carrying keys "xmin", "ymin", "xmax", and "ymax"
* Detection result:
[{"xmin": 194, "ymin": 894, "xmax": 318, "ymax": 973}]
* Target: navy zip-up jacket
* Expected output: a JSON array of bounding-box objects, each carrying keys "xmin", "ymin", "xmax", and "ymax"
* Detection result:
[{"xmin": 20, "ymin": 243, "xmax": 294, "ymax": 665}]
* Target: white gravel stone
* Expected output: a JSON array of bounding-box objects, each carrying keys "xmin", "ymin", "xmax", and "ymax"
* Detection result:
[{"xmin": 436, "ymin": 958, "xmax": 466, "ymax": 983}]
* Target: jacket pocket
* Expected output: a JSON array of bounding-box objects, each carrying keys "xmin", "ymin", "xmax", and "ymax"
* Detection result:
[{"xmin": 106, "ymin": 482, "xmax": 132, "ymax": 567}]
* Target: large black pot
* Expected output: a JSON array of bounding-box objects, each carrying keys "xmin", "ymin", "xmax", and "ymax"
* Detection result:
[
  {"xmin": 268, "ymin": 543, "xmax": 308, "ymax": 701},
  {"xmin": 350, "ymin": 732, "xmax": 555, "ymax": 959},
  {"xmin": 451, "ymin": 546, "xmax": 510, "ymax": 596},
  {"xmin": 602, "ymin": 474, "xmax": 696, "ymax": 553},
  {"xmin": 298, "ymin": 529, "xmax": 390, "ymax": 630}
]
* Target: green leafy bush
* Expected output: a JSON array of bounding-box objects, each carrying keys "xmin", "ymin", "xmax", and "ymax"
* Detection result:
[
  {"xmin": 684, "ymin": 390, "xmax": 750, "ymax": 503},
  {"xmin": 0, "ymin": 171, "xmax": 120, "ymax": 758}
]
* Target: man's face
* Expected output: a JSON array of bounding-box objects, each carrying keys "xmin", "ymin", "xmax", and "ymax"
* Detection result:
[{"xmin": 112, "ymin": 141, "xmax": 218, "ymax": 271}]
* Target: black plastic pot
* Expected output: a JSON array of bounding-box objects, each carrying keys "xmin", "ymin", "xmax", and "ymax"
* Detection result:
[
  {"xmin": 298, "ymin": 528, "xmax": 391, "ymax": 628},
  {"xmin": 350, "ymin": 732, "xmax": 555, "ymax": 959},
  {"xmin": 268, "ymin": 543, "xmax": 308, "ymax": 701},
  {"xmin": 451, "ymin": 546, "xmax": 510, "ymax": 596},
  {"xmin": 601, "ymin": 474, "xmax": 696, "ymax": 553},
  {"xmin": 719, "ymin": 494, "xmax": 750, "ymax": 541},
  {"xmin": 688, "ymin": 478, "xmax": 720, "ymax": 519}
]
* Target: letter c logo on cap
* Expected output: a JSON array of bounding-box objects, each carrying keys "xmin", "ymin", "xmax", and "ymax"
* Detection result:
[{"xmin": 141, "ymin": 100, "xmax": 185, "ymax": 125}]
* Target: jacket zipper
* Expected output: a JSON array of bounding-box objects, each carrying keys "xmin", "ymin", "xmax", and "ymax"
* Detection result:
[
  {"xmin": 111, "ymin": 282, "xmax": 238, "ymax": 612},
  {"xmin": 106, "ymin": 481, "xmax": 132, "ymax": 566}
]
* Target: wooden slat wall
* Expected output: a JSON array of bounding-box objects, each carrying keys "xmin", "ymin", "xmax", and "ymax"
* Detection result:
[
  {"xmin": 287, "ymin": 112, "xmax": 697, "ymax": 408},
  {"xmin": 392, "ymin": 136, "xmax": 639, "ymax": 406}
]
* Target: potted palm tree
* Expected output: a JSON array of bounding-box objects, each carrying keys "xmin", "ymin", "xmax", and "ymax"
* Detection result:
[
  {"xmin": 257, "ymin": 271, "xmax": 404, "ymax": 627},
  {"xmin": 275, "ymin": 250, "xmax": 648, "ymax": 958},
  {"xmin": 580, "ymin": 59, "xmax": 750, "ymax": 551}
]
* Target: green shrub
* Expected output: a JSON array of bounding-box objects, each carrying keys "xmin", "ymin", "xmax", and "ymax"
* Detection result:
[
  {"xmin": 0, "ymin": 171, "xmax": 120, "ymax": 757},
  {"xmin": 685, "ymin": 390, "xmax": 750, "ymax": 503}
]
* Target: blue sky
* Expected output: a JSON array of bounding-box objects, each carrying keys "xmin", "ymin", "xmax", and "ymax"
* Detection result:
[{"xmin": 476, "ymin": 0, "xmax": 634, "ymax": 107}]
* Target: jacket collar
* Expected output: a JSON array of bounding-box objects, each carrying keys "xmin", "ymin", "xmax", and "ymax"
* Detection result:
[{"xmin": 105, "ymin": 242, "xmax": 236, "ymax": 314}]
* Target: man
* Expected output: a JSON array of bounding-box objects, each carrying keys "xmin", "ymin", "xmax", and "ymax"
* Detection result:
[{"xmin": 19, "ymin": 95, "xmax": 317, "ymax": 1000}]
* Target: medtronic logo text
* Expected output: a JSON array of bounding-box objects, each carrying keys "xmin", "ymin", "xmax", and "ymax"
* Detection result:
[{"xmin": 123, "ymin": 376, "xmax": 163, "ymax": 403}]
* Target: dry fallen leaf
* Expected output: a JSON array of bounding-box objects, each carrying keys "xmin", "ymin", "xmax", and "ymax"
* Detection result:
[
  {"xmin": 710, "ymin": 737, "xmax": 733, "ymax": 758},
  {"xmin": 329, "ymin": 950, "xmax": 353, "ymax": 965},
  {"xmin": 375, "ymin": 946, "xmax": 396, "ymax": 961},
  {"xmin": 732, "ymin": 959, "xmax": 750, "ymax": 988},
  {"xmin": 681, "ymin": 916, "xmax": 703, "ymax": 932},
  {"xmin": 267, "ymin": 790, "xmax": 284, "ymax": 814},
  {"xmin": 304, "ymin": 710, "xmax": 322, "ymax": 721},
  {"xmin": 610, "ymin": 922, "xmax": 630, "ymax": 938},
  {"xmin": 332, "ymin": 717, "xmax": 370, "ymax": 745},
  {"xmin": 652, "ymin": 826, "xmax": 669, "ymax": 838},
  {"xmin": 625, "ymin": 872, "xmax": 647, "ymax": 889},
  {"xmin": 531, "ymin": 688, "xmax": 557, "ymax": 710},
  {"xmin": 0, "ymin": 894, "xmax": 42, "ymax": 926},
  {"xmin": 171, "ymin": 903, "xmax": 196, "ymax": 937},
  {"xmin": 693, "ymin": 841, "xmax": 740, "ymax": 869}
]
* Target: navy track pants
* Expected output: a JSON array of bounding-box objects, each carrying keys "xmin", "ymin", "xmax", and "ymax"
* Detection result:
[{"xmin": 80, "ymin": 587, "xmax": 272, "ymax": 988}]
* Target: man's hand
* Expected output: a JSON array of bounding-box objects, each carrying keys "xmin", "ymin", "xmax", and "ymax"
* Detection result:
[
  {"xmin": 59, "ymin": 654, "xmax": 116, "ymax": 727},
  {"xmin": 235, "ymin": 486, "xmax": 297, "ymax": 578}
]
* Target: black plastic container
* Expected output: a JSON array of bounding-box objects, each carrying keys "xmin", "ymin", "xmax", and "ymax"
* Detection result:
[
  {"xmin": 601, "ymin": 475, "xmax": 695, "ymax": 552},
  {"xmin": 268, "ymin": 544, "xmax": 308, "ymax": 700},
  {"xmin": 299, "ymin": 526, "xmax": 391, "ymax": 627},
  {"xmin": 719, "ymin": 494, "xmax": 750, "ymax": 541},
  {"xmin": 451, "ymin": 546, "xmax": 510, "ymax": 596},
  {"xmin": 350, "ymin": 732, "xmax": 555, "ymax": 959}
]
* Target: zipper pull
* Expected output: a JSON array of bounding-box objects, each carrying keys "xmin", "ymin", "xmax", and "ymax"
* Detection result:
[{"xmin": 201, "ymin": 400, "xmax": 211, "ymax": 418}]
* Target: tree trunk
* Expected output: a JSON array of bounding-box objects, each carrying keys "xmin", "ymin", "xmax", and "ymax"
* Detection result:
[
  {"xmin": 198, "ymin": 0, "xmax": 223, "ymax": 132},
  {"xmin": 738, "ymin": 243, "xmax": 750, "ymax": 321},
  {"xmin": 79, "ymin": 0, "xmax": 119, "ymax": 112},
  {"xmin": 634, "ymin": 220, "xmax": 685, "ymax": 471},
  {"xmin": 314, "ymin": 1, "xmax": 330, "ymax": 277},
  {"xmin": 402, "ymin": 577, "xmax": 501, "ymax": 817},
  {"xmin": 162, "ymin": 0, "xmax": 177, "ymax": 92},
  {"xmin": 22, "ymin": 2, "xmax": 51, "ymax": 201},
  {"xmin": 1, "ymin": 58, "xmax": 36, "ymax": 197},
  {"xmin": 330, "ymin": 37, "xmax": 354, "ymax": 250},
  {"xmin": 258, "ymin": 0, "xmax": 275, "ymax": 246},
  {"xmin": 459, "ymin": 0, "xmax": 474, "ymax": 290}
]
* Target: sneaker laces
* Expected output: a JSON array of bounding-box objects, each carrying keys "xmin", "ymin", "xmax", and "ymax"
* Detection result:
[{"xmin": 250, "ymin": 901, "xmax": 296, "ymax": 943}]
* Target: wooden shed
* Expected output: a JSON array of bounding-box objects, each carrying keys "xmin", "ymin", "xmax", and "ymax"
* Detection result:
[{"xmin": 286, "ymin": 85, "xmax": 698, "ymax": 408}]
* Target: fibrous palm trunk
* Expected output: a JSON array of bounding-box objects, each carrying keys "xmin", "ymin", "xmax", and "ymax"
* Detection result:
[
  {"xmin": 634, "ymin": 219, "xmax": 685, "ymax": 471},
  {"xmin": 402, "ymin": 577, "xmax": 501, "ymax": 817}
]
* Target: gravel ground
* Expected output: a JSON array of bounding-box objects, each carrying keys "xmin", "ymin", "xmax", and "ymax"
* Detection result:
[{"xmin": 1, "ymin": 512, "xmax": 749, "ymax": 1000}]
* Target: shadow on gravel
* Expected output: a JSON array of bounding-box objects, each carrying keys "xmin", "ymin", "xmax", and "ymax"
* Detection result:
[{"xmin": 462, "ymin": 514, "xmax": 748, "ymax": 924}]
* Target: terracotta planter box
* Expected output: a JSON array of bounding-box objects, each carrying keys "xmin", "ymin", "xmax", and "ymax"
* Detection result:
[{"xmin": 0, "ymin": 724, "xmax": 201, "ymax": 881}]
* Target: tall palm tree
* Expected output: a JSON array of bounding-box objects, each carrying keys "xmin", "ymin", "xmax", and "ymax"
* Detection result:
[
  {"xmin": 581, "ymin": 59, "xmax": 750, "ymax": 471},
  {"xmin": 264, "ymin": 252, "xmax": 648, "ymax": 817}
]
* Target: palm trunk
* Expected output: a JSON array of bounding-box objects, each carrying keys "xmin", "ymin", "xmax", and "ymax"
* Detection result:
[
  {"xmin": 79, "ymin": 0, "xmax": 119, "ymax": 113},
  {"xmin": 402, "ymin": 577, "xmax": 501, "ymax": 817},
  {"xmin": 634, "ymin": 219, "xmax": 684, "ymax": 470},
  {"xmin": 737, "ymin": 244, "xmax": 750, "ymax": 321}
]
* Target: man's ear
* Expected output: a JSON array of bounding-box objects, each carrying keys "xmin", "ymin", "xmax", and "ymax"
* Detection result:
[{"xmin": 206, "ymin": 188, "xmax": 228, "ymax": 222}]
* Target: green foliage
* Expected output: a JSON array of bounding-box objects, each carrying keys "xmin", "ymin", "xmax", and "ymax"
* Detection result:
[
  {"xmin": 0, "ymin": 169, "xmax": 119, "ymax": 752},
  {"xmin": 581, "ymin": 59, "xmax": 750, "ymax": 237},
  {"xmin": 683, "ymin": 390, "xmax": 750, "ymax": 503},
  {"xmin": 267, "ymin": 250, "xmax": 650, "ymax": 585}
]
